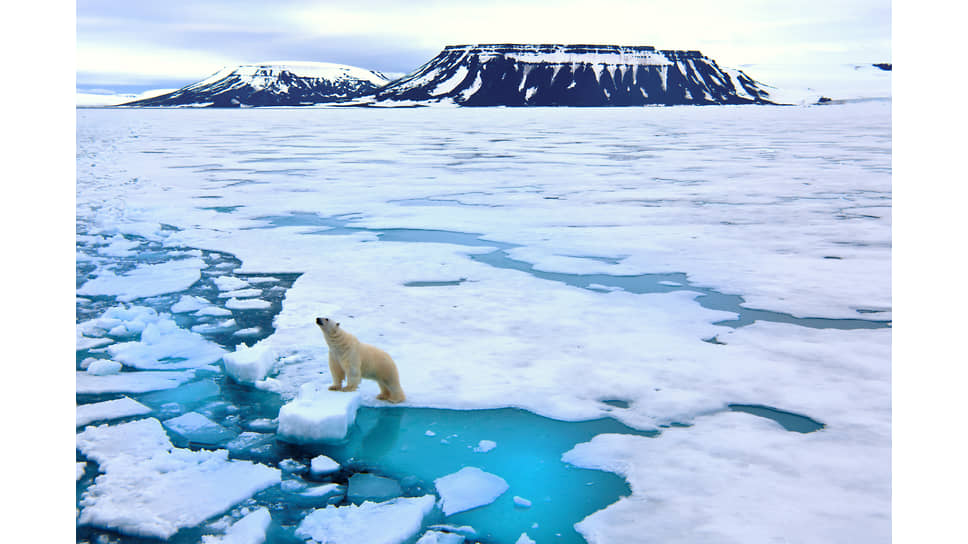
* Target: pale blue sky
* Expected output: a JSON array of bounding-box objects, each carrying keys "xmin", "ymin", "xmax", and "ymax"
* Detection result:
[{"xmin": 77, "ymin": 0, "xmax": 891, "ymax": 93}]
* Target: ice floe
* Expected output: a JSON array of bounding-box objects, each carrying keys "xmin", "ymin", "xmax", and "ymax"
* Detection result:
[
  {"xmin": 76, "ymin": 397, "xmax": 151, "ymax": 427},
  {"xmin": 223, "ymin": 342, "xmax": 277, "ymax": 384},
  {"xmin": 295, "ymin": 495, "xmax": 436, "ymax": 544},
  {"xmin": 435, "ymin": 467, "xmax": 509, "ymax": 516},
  {"xmin": 163, "ymin": 411, "xmax": 237, "ymax": 445},
  {"xmin": 310, "ymin": 454, "xmax": 341, "ymax": 476},
  {"xmin": 77, "ymin": 258, "xmax": 205, "ymax": 302},
  {"xmin": 201, "ymin": 507, "xmax": 271, "ymax": 544},
  {"xmin": 76, "ymin": 418, "xmax": 280, "ymax": 539},
  {"xmin": 277, "ymin": 383, "xmax": 361, "ymax": 443},
  {"xmin": 76, "ymin": 369, "xmax": 198, "ymax": 394},
  {"xmin": 107, "ymin": 317, "xmax": 226, "ymax": 369}
]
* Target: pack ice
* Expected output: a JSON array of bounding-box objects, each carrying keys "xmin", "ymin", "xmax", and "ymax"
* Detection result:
[
  {"xmin": 277, "ymin": 383, "xmax": 362, "ymax": 443},
  {"xmin": 435, "ymin": 467, "xmax": 510, "ymax": 516},
  {"xmin": 76, "ymin": 418, "xmax": 280, "ymax": 539},
  {"xmin": 295, "ymin": 495, "xmax": 436, "ymax": 544}
]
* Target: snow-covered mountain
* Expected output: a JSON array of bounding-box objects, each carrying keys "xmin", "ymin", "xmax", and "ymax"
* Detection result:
[
  {"xmin": 370, "ymin": 44, "xmax": 774, "ymax": 106},
  {"xmin": 122, "ymin": 62, "xmax": 391, "ymax": 107}
]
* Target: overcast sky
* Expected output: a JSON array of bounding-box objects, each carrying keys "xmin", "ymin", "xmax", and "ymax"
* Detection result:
[{"xmin": 77, "ymin": 0, "xmax": 891, "ymax": 92}]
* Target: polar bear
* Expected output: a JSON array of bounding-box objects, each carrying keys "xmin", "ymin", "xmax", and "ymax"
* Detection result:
[{"xmin": 315, "ymin": 317, "xmax": 406, "ymax": 403}]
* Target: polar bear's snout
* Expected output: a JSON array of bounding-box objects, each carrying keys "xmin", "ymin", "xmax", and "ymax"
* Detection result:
[{"xmin": 315, "ymin": 317, "xmax": 324, "ymax": 325}]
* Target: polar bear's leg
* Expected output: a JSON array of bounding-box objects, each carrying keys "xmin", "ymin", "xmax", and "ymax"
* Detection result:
[
  {"xmin": 328, "ymin": 353, "xmax": 344, "ymax": 391},
  {"xmin": 341, "ymin": 354, "xmax": 362, "ymax": 392}
]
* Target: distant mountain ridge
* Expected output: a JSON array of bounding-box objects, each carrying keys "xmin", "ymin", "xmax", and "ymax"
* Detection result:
[
  {"xmin": 369, "ymin": 44, "xmax": 774, "ymax": 106},
  {"xmin": 121, "ymin": 62, "xmax": 390, "ymax": 107}
]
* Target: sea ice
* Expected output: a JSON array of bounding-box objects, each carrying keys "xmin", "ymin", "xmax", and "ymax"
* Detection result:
[
  {"xmin": 163, "ymin": 411, "xmax": 237, "ymax": 445},
  {"xmin": 76, "ymin": 418, "xmax": 280, "ymax": 539},
  {"xmin": 347, "ymin": 473, "xmax": 403, "ymax": 503},
  {"xmin": 196, "ymin": 306, "xmax": 234, "ymax": 317},
  {"xmin": 201, "ymin": 507, "xmax": 271, "ymax": 544},
  {"xmin": 295, "ymin": 495, "xmax": 436, "ymax": 544},
  {"xmin": 310, "ymin": 454, "xmax": 341, "ymax": 476},
  {"xmin": 77, "ymin": 257, "xmax": 205, "ymax": 302},
  {"xmin": 435, "ymin": 467, "xmax": 509, "ymax": 516},
  {"xmin": 225, "ymin": 297, "xmax": 272, "ymax": 310},
  {"xmin": 513, "ymin": 496, "xmax": 532, "ymax": 508},
  {"xmin": 218, "ymin": 288, "xmax": 262, "ymax": 298},
  {"xmin": 473, "ymin": 440, "xmax": 497, "ymax": 453},
  {"xmin": 277, "ymin": 383, "xmax": 361, "ymax": 443},
  {"xmin": 85, "ymin": 359, "xmax": 123, "ymax": 375},
  {"xmin": 515, "ymin": 534, "xmax": 536, "ymax": 544},
  {"xmin": 223, "ymin": 342, "xmax": 277, "ymax": 385},
  {"xmin": 170, "ymin": 295, "xmax": 210, "ymax": 313},
  {"xmin": 76, "ymin": 369, "xmax": 197, "ymax": 394},
  {"xmin": 214, "ymin": 276, "xmax": 249, "ymax": 291},
  {"xmin": 417, "ymin": 531, "xmax": 465, "ymax": 544},
  {"xmin": 77, "ymin": 462, "xmax": 87, "ymax": 481},
  {"xmin": 107, "ymin": 318, "xmax": 226, "ymax": 369},
  {"xmin": 77, "ymin": 397, "xmax": 151, "ymax": 427}
]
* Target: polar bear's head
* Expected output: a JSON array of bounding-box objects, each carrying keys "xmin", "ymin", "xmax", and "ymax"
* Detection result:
[{"xmin": 315, "ymin": 317, "xmax": 340, "ymax": 334}]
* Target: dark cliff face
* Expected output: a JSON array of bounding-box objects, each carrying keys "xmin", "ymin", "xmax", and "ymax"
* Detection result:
[
  {"xmin": 374, "ymin": 44, "xmax": 774, "ymax": 106},
  {"xmin": 122, "ymin": 64, "xmax": 389, "ymax": 107}
]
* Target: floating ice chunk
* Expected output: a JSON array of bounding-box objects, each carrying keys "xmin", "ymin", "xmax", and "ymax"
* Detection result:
[
  {"xmin": 192, "ymin": 319, "xmax": 238, "ymax": 334},
  {"xmin": 247, "ymin": 418, "xmax": 277, "ymax": 432},
  {"xmin": 226, "ymin": 432, "xmax": 277, "ymax": 461},
  {"xmin": 246, "ymin": 277, "xmax": 278, "ymax": 284},
  {"xmin": 76, "ymin": 418, "xmax": 280, "ymax": 539},
  {"xmin": 348, "ymin": 473, "xmax": 403, "ymax": 503},
  {"xmin": 77, "ymin": 397, "xmax": 151, "ymax": 427},
  {"xmin": 299, "ymin": 482, "xmax": 344, "ymax": 498},
  {"xmin": 513, "ymin": 496, "xmax": 532, "ymax": 508},
  {"xmin": 279, "ymin": 459, "xmax": 307, "ymax": 473},
  {"xmin": 99, "ymin": 235, "xmax": 141, "ymax": 257},
  {"xmin": 108, "ymin": 318, "xmax": 226, "ymax": 369},
  {"xmin": 425, "ymin": 430, "xmax": 437, "ymax": 437},
  {"xmin": 76, "ymin": 369, "xmax": 196, "ymax": 394},
  {"xmin": 515, "ymin": 533, "xmax": 536, "ymax": 544},
  {"xmin": 201, "ymin": 507, "xmax": 271, "ymax": 544},
  {"xmin": 164, "ymin": 412, "xmax": 237, "ymax": 445},
  {"xmin": 214, "ymin": 276, "xmax": 249, "ymax": 291},
  {"xmin": 226, "ymin": 297, "xmax": 271, "ymax": 310},
  {"xmin": 171, "ymin": 295, "xmax": 210, "ymax": 313},
  {"xmin": 77, "ymin": 258, "xmax": 205, "ymax": 301},
  {"xmin": 277, "ymin": 384, "xmax": 361, "ymax": 444},
  {"xmin": 295, "ymin": 495, "xmax": 436, "ymax": 544},
  {"xmin": 218, "ymin": 288, "xmax": 262, "ymax": 299},
  {"xmin": 223, "ymin": 343, "xmax": 277, "ymax": 385},
  {"xmin": 86, "ymin": 359, "xmax": 123, "ymax": 375},
  {"xmin": 435, "ymin": 467, "xmax": 509, "ymax": 516},
  {"xmin": 77, "ymin": 334, "xmax": 113, "ymax": 351},
  {"xmin": 196, "ymin": 306, "xmax": 234, "ymax": 317},
  {"xmin": 473, "ymin": 440, "xmax": 497, "ymax": 453},
  {"xmin": 233, "ymin": 327, "xmax": 262, "ymax": 337},
  {"xmin": 417, "ymin": 531, "xmax": 466, "ymax": 544},
  {"xmin": 310, "ymin": 455, "xmax": 341, "ymax": 476}
]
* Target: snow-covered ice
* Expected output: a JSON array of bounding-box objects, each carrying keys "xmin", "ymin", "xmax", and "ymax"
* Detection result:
[
  {"xmin": 106, "ymin": 316, "xmax": 225, "ymax": 369},
  {"xmin": 76, "ymin": 419, "xmax": 280, "ymax": 539},
  {"xmin": 435, "ymin": 467, "xmax": 510, "ymax": 516},
  {"xmin": 76, "ymin": 369, "xmax": 198, "ymax": 394},
  {"xmin": 473, "ymin": 440, "xmax": 497, "ymax": 453},
  {"xmin": 77, "ymin": 258, "xmax": 205, "ymax": 302},
  {"xmin": 310, "ymin": 454, "xmax": 341, "ymax": 476},
  {"xmin": 223, "ymin": 342, "xmax": 277, "ymax": 384},
  {"xmin": 417, "ymin": 531, "xmax": 465, "ymax": 544},
  {"xmin": 77, "ymin": 102, "xmax": 891, "ymax": 542},
  {"xmin": 295, "ymin": 495, "xmax": 436, "ymax": 544},
  {"xmin": 163, "ymin": 411, "xmax": 237, "ymax": 445},
  {"xmin": 85, "ymin": 359, "xmax": 122, "ymax": 375},
  {"xmin": 76, "ymin": 397, "xmax": 151, "ymax": 427},
  {"xmin": 277, "ymin": 383, "xmax": 361, "ymax": 443},
  {"xmin": 201, "ymin": 507, "xmax": 271, "ymax": 544}
]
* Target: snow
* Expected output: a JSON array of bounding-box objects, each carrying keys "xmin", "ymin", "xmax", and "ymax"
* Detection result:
[
  {"xmin": 434, "ymin": 467, "xmax": 509, "ymax": 516},
  {"xmin": 277, "ymin": 383, "xmax": 362, "ymax": 443},
  {"xmin": 76, "ymin": 397, "xmax": 151, "ymax": 427},
  {"xmin": 85, "ymin": 359, "xmax": 122, "ymax": 375},
  {"xmin": 417, "ymin": 531, "xmax": 465, "ymax": 544},
  {"xmin": 201, "ymin": 507, "xmax": 271, "ymax": 544},
  {"xmin": 223, "ymin": 342, "xmax": 277, "ymax": 384},
  {"xmin": 107, "ymin": 317, "xmax": 226, "ymax": 369},
  {"xmin": 295, "ymin": 495, "xmax": 436, "ymax": 544},
  {"xmin": 214, "ymin": 276, "xmax": 249, "ymax": 291},
  {"xmin": 76, "ymin": 419, "xmax": 280, "ymax": 539},
  {"xmin": 77, "ymin": 258, "xmax": 205, "ymax": 301},
  {"xmin": 310, "ymin": 454, "xmax": 341, "ymax": 476},
  {"xmin": 225, "ymin": 297, "xmax": 271, "ymax": 310}
]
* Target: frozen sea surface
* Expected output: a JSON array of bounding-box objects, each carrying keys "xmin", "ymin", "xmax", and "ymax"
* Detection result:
[{"xmin": 77, "ymin": 104, "xmax": 890, "ymax": 543}]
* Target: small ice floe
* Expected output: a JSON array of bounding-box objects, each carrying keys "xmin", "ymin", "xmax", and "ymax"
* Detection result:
[
  {"xmin": 85, "ymin": 359, "xmax": 123, "ymax": 375},
  {"xmin": 233, "ymin": 327, "xmax": 262, "ymax": 337},
  {"xmin": 107, "ymin": 318, "xmax": 226, "ymax": 370},
  {"xmin": 277, "ymin": 383, "xmax": 361, "ymax": 443},
  {"xmin": 218, "ymin": 288, "xmax": 262, "ymax": 299},
  {"xmin": 213, "ymin": 276, "xmax": 249, "ymax": 291},
  {"xmin": 435, "ymin": 467, "xmax": 509, "ymax": 516},
  {"xmin": 76, "ymin": 397, "xmax": 151, "ymax": 427},
  {"xmin": 296, "ymin": 495, "xmax": 436, "ymax": 544},
  {"xmin": 513, "ymin": 496, "xmax": 533, "ymax": 508},
  {"xmin": 473, "ymin": 440, "xmax": 497, "ymax": 453},
  {"xmin": 310, "ymin": 455, "xmax": 341, "ymax": 476},
  {"xmin": 163, "ymin": 412, "xmax": 237, "ymax": 446},
  {"xmin": 425, "ymin": 430, "xmax": 437, "ymax": 437},
  {"xmin": 201, "ymin": 507, "xmax": 271, "ymax": 544},
  {"xmin": 192, "ymin": 319, "xmax": 237, "ymax": 334},
  {"xmin": 515, "ymin": 533, "xmax": 537, "ymax": 544},
  {"xmin": 348, "ymin": 473, "xmax": 403, "ymax": 503},
  {"xmin": 195, "ymin": 306, "xmax": 234, "ymax": 317},
  {"xmin": 417, "ymin": 530, "xmax": 466, "ymax": 544},
  {"xmin": 77, "ymin": 258, "xmax": 206, "ymax": 302},
  {"xmin": 226, "ymin": 432, "xmax": 278, "ymax": 462},
  {"xmin": 223, "ymin": 342, "xmax": 277, "ymax": 385},
  {"xmin": 76, "ymin": 369, "xmax": 197, "ymax": 394},
  {"xmin": 77, "ymin": 334, "xmax": 113, "ymax": 351},
  {"xmin": 76, "ymin": 418, "xmax": 280, "ymax": 539},
  {"xmin": 226, "ymin": 297, "xmax": 272, "ymax": 310},
  {"xmin": 171, "ymin": 295, "xmax": 210, "ymax": 314},
  {"xmin": 246, "ymin": 418, "xmax": 277, "ymax": 432}
]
